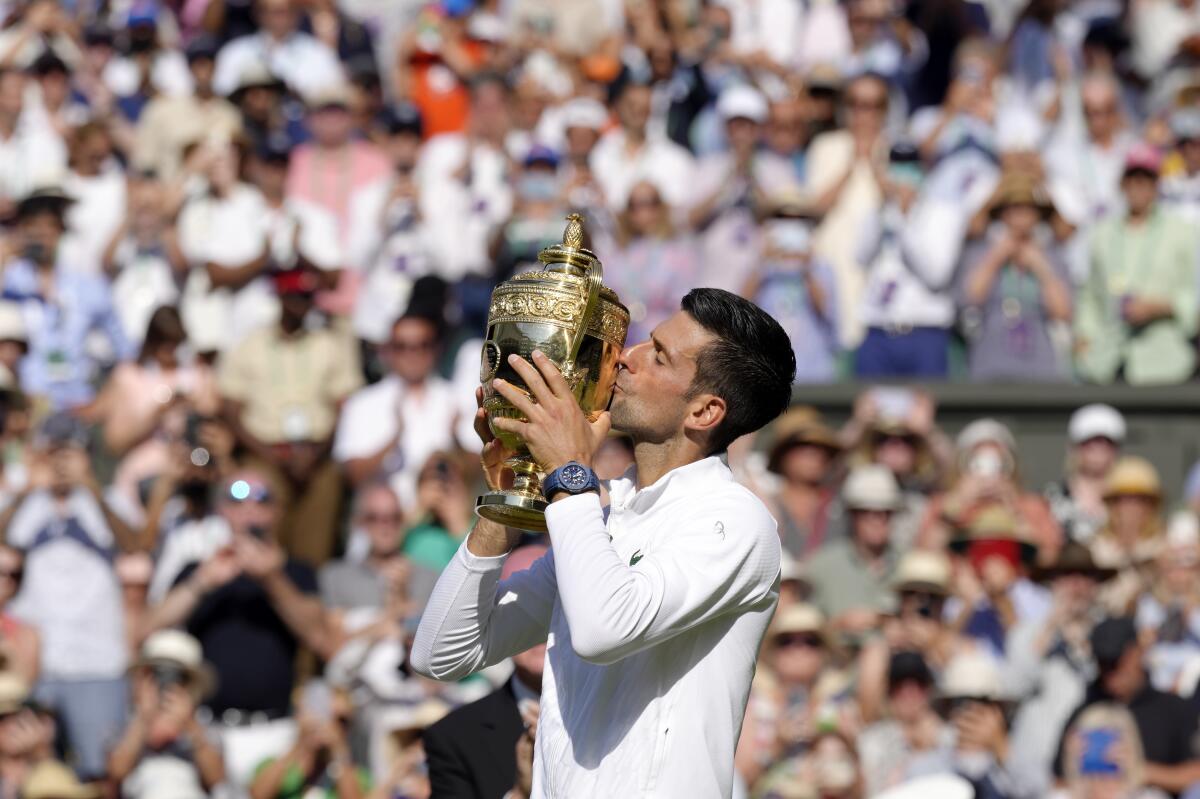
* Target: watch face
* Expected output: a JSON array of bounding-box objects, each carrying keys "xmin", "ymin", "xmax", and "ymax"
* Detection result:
[{"xmin": 561, "ymin": 463, "xmax": 588, "ymax": 489}]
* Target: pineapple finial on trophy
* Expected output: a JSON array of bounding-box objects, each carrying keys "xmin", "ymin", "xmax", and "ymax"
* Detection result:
[{"xmin": 563, "ymin": 212, "xmax": 585, "ymax": 249}]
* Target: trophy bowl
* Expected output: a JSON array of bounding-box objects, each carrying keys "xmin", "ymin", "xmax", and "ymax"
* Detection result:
[{"xmin": 476, "ymin": 214, "xmax": 629, "ymax": 532}]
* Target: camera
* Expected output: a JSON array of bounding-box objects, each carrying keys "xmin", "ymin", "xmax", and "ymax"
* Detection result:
[
  {"xmin": 184, "ymin": 413, "xmax": 211, "ymax": 469},
  {"xmin": 152, "ymin": 664, "xmax": 189, "ymax": 691}
]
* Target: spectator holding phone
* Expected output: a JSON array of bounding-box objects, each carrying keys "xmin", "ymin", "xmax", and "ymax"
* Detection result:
[
  {"xmin": 145, "ymin": 470, "xmax": 332, "ymax": 788},
  {"xmin": 1090, "ymin": 457, "xmax": 1165, "ymax": 615},
  {"xmin": 1054, "ymin": 704, "xmax": 1170, "ymax": 799},
  {"xmin": 107, "ymin": 630, "xmax": 225, "ymax": 798}
]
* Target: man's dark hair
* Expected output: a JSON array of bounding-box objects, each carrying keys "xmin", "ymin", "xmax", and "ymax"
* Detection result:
[{"xmin": 681, "ymin": 288, "xmax": 795, "ymax": 454}]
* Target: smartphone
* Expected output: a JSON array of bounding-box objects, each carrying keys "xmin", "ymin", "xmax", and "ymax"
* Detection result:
[
  {"xmin": 1079, "ymin": 728, "xmax": 1121, "ymax": 776},
  {"xmin": 873, "ymin": 387, "xmax": 915, "ymax": 421},
  {"xmin": 302, "ymin": 680, "xmax": 334, "ymax": 723}
]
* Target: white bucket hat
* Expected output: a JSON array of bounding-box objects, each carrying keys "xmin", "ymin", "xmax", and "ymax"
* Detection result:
[{"xmin": 842, "ymin": 465, "xmax": 902, "ymax": 512}]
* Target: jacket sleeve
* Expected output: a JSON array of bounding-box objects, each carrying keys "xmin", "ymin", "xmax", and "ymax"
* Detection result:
[
  {"xmin": 422, "ymin": 723, "xmax": 480, "ymax": 799},
  {"xmin": 409, "ymin": 543, "xmax": 557, "ymax": 681},
  {"xmin": 545, "ymin": 490, "xmax": 781, "ymax": 665}
]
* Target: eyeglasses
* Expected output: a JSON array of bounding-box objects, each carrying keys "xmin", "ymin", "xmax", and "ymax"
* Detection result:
[
  {"xmin": 361, "ymin": 512, "xmax": 403, "ymax": 524},
  {"xmin": 227, "ymin": 480, "xmax": 272, "ymax": 504},
  {"xmin": 775, "ymin": 632, "xmax": 823, "ymax": 649},
  {"xmin": 389, "ymin": 339, "xmax": 436, "ymax": 353}
]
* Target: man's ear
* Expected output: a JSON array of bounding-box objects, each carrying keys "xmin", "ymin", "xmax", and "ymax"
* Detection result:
[{"xmin": 683, "ymin": 393, "xmax": 726, "ymax": 438}]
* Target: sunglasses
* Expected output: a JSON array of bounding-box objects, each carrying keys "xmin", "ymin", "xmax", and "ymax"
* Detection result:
[
  {"xmin": 846, "ymin": 97, "xmax": 887, "ymax": 111},
  {"xmin": 776, "ymin": 632, "xmax": 823, "ymax": 649},
  {"xmin": 899, "ymin": 591, "xmax": 944, "ymax": 618},
  {"xmin": 227, "ymin": 480, "xmax": 272, "ymax": 504}
]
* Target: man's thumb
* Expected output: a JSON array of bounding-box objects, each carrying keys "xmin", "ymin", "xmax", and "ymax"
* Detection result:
[{"xmin": 591, "ymin": 411, "xmax": 612, "ymax": 442}]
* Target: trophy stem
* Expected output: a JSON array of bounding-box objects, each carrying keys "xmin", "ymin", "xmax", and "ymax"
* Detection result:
[{"xmin": 474, "ymin": 454, "xmax": 549, "ymax": 533}]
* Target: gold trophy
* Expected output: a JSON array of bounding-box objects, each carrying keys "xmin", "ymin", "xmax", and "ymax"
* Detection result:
[{"xmin": 476, "ymin": 214, "xmax": 629, "ymax": 532}]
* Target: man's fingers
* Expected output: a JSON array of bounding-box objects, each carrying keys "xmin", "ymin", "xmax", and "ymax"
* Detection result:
[
  {"xmin": 492, "ymin": 417, "xmax": 529, "ymax": 439},
  {"xmin": 506, "ymin": 354, "xmax": 555, "ymax": 406},
  {"xmin": 474, "ymin": 406, "xmax": 494, "ymax": 445},
  {"xmin": 531, "ymin": 350, "xmax": 571, "ymax": 398},
  {"xmin": 591, "ymin": 410, "xmax": 612, "ymax": 442},
  {"xmin": 493, "ymin": 378, "xmax": 539, "ymax": 419}
]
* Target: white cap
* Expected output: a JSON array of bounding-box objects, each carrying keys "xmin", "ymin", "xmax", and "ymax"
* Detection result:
[
  {"xmin": 716, "ymin": 84, "xmax": 768, "ymax": 124},
  {"xmin": 0, "ymin": 301, "xmax": 27, "ymax": 344},
  {"xmin": 843, "ymin": 464, "xmax": 902, "ymax": 512},
  {"xmin": 559, "ymin": 97, "xmax": 609, "ymax": 131},
  {"xmin": 938, "ymin": 650, "xmax": 1008, "ymax": 701},
  {"xmin": 1068, "ymin": 403, "xmax": 1126, "ymax": 444},
  {"xmin": 956, "ymin": 418, "xmax": 1016, "ymax": 454},
  {"xmin": 995, "ymin": 104, "xmax": 1044, "ymax": 153}
]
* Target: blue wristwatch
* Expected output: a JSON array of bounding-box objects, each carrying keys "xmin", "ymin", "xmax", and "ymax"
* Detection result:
[{"xmin": 543, "ymin": 461, "xmax": 600, "ymax": 500}]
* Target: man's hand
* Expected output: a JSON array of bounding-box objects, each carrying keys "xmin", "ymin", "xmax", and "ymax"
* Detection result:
[
  {"xmin": 954, "ymin": 701, "xmax": 1008, "ymax": 761},
  {"xmin": 234, "ymin": 536, "xmax": 285, "ymax": 581},
  {"xmin": 194, "ymin": 547, "xmax": 241, "ymax": 592},
  {"xmin": 491, "ymin": 350, "xmax": 610, "ymax": 473},
  {"xmin": 1122, "ymin": 296, "xmax": 1172, "ymax": 327},
  {"xmin": 510, "ymin": 700, "xmax": 540, "ymax": 799}
]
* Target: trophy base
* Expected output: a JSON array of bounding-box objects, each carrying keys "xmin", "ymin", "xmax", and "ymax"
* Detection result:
[{"xmin": 475, "ymin": 492, "xmax": 549, "ymax": 534}]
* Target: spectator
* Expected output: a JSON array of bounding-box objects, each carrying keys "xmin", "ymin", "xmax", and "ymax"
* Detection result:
[
  {"xmin": 1, "ymin": 187, "xmax": 132, "ymax": 409},
  {"xmin": 400, "ymin": 453, "xmax": 475, "ymax": 574},
  {"xmin": 132, "ymin": 36, "xmax": 242, "ymax": 181},
  {"xmin": 855, "ymin": 143, "xmax": 960, "ymax": 379},
  {"xmin": 249, "ymin": 680, "xmax": 371, "ymax": 799},
  {"xmin": 1055, "ymin": 616, "xmax": 1200, "ymax": 797},
  {"xmin": 556, "ymin": 97, "xmax": 609, "ymax": 213},
  {"xmin": 919, "ymin": 418, "xmax": 1062, "ymax": 563},
  {"xmin": 1162, "ymin": 109, "xmax": 1200, "ymax": 222},
  {"xmin": 744, "ymin": 188, "xmax": 841, "ymax": 383},
  {"xmin": 858, "ymin": 650, "xmax": 947, "ymax": 794},
  {"xmin": 808, "ymin": 464, "xmax": 903, "ymax": 625},
  {"xmin": 759, "ymin": 407, "xmax": 845, "ymax": 560},
  {"xmin": 807, "ymin": 72, "xmax": 889, "ymax": 348},
  {"xmin": 90, "ymin": 305, "xmax": 222, "ymax": 514},
  {"xmin": 1053, "ymin": 703, "xmax": 1170, "ymax": 799},
  {"xmin": 0, "ymin": 67, "xmax": 66, "ymax": 217},
  {"xmin": 116, "ymin": 551, "xmax": 154, "ymax": 657},
  {"xmin": 589, "ymin": 78, "xmax": 695, "ymax": 212},
  {"xmin": 228, "ymin": 63, "xmax": 304, "ymax": 155},
  {"xmin": 0, "ymin": 672, "xmax": 53, "ymax": 798},
  {"xmin": 319, "ymin": 480, "xmax": 438, "ymax": 615},
  {"xmin": 1076, "ymin": 143, "xmax": 1199, "ymax": 385},
  {"xmin": 1046, "ymin": 404, "xmax": 1127, "ymax": 545},
  {"xmin": 4, "ymin": 414, "xmax": 139, "ymax": 779},
  {"xmin": 600, "ymin": 180, "xmax": 701, "ymax": 346},
  {"xmin": 62, "ymin": 122, "xmax": 125, "ymax": 275},
  {"xmin": 423, "ymin": 545, "xmax": 547, "ymax": 799},
  {"xmin": 219, "ymin": 262, "xmax": 363, "ymax": 565},
  {"xmin": 1137, "ymin": 511, "xmax": 1200, "ymax": 694},
  {"xmin": 147, "ymin": 469, "xmax": 331, "ymax": 787},
  {"xmin": 107, "ymin": 630, "xmax": 225, "ymax": 798},
  {"xmin": 762, "ymin": 603, "xmax": 844, "ymax": 740},
  {"xmin": 1007, "ymin": 541, "xmax": 1116, "ymax": 794},
  {"xmin": 959, "ymin": 169, "xmax": 1073, "ymax": 381},
  {"xmin": 0, "ymin": 544, "xmax": 37, "ymax": 686},
  {"xmin": 490, "ymin": 145, "xmax": 570, "ymax": 282},
  {"xmin": 212, "ymin": 0, "xmax": 344, "ymax": 99},
  {"xmin": 1091, "ymin": 456, "xmax": 1166, "ymax": 615},
  {"xmin": 0, "ymin": 303, "xmax": 27, "ymax": 397},
  {"xmin": 334, "ymin": 311, "xmax": 466, "ymax": 509}
]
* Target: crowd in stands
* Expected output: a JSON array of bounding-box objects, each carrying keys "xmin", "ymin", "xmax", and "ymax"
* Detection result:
[{"xmin": 0, "ymin": 0, "xmax": 1198, "ymax": 797}]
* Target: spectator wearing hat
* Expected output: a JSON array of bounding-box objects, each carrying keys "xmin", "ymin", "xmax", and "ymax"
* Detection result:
[
  {"xmin": 0, "ymin": 301, "xmax": 28, "ymax": 393},
  {"xmin": 958, "ymin": 168, "xmax": 1073, "ymax": 381},
  {"xmin": 1055, "ymin": 617, "xmax": 1200, "ymax": 796},
  {"xmin": 0, "ymin": 671, "xmax": 54, "ymax": 793},
  {"xmin": 176, "ymin": 141, "xmax": 280, "ymax": 354},
  {"xmin": 60, "ymin": 122, "xmax": 124, "ymax": 277},
  {"xmin": 4, "ymin": 413, "xmax": 141, "ymax": 780},
  {"xmin": 1161, "ymin": 109, "xmax": 1200, "ymax": 223},
  {"xmin": 806, "ymin": 72, "xmax": 890, "ymax": 348},
  {"xmin": 687, "ymin": 85, "xmax": 778, "ymax": 295},
  {"xmin": 490, "ymin": 145, "xmax": 570, "ymax": 282},
  {"xmin": 1090, "ymin": 456, "xmax": 1166, "ymax": 615},
  {"xmin": 212, "ymin": 0, "xmax": 343, "ymax": 99},
  {"xmin": 227, "ymin": 63, "xmax": 307, "ymax": 157},
  {"xmin": 132, "ymin": 35, "xmax": 242, "ymax": 181},
  {"xmin": 1, "ymin": 186, "xmax": 132, "ymax": 409},
  {"xmin": 1135, "ymin": 511, "xmax": 1200, "ymax": 694},
  {"xmin": 286, "ymin": 83, "xmax": 389, "ymax": 257},
  {"xmin": 218, "ymin": 257, "xmax": 362, "ymax": 566},
  {"xmin": 19, "ymin": 759, "xmax": 101, "ymax": 799},
  {"xmin": 932, "ymin": 650, "xmax": 1035, "ymax": 797},
  {"xmin": 1076, "ymin": 142, "xmax": 1199, "ymax": 385},
  {"xmin": 808, "ymin": 464, "xmax": 903, "ymax": 624},
  {"xmin": 589, "ymin": 78, "xmax": 695, "ymax": 213},
  {"xmin": 1006, "ymin": 541, "xmax": 1117, "ymax": 794},
  {"xmin": 758, "ymin": 407, "xmax": 844, "ymax": 560},
  {"xmin": 854, "ymin": 143, "xmax": 960, "ymax": 379},
  {"xmin": 107, "ymin": 630, "xmax": 225, "ymax": 798},
  {"xmin": 0, "ymin": 1, "xmax": 78, "ymax": 73},
  {"xmin": 347, "ymin": 103, "xmax": 437, "ymax": 344},
  {"xmin": 601, "ymin": 180, "xmax": 701, "ymax": 346},
  {"xmin": 0, "ymin": 543, "xmax": 38, "ymax": 686},
  {"xmin": 743, "ymin": 187, "xmax": 840, "ymax": 384},
  {"xmin": 858, "ymin": 650, "xmax": 949, "ymax": 795},
  {"xmin": 1046, "ymin": 404, "xmax": 1127, "ymax": 545},
  {"xmin": 553, "ymin": 97, "xmax": 609, "ymax": 211},
  {"xmin": 919, "ymin": 418, "xmax": 1061, "ymax": 565}
]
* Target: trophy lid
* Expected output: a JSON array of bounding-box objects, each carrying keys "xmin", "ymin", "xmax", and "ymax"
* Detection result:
[{"xmin": 537, "ymin": 213, "xmax": 600, "ymax": 276}]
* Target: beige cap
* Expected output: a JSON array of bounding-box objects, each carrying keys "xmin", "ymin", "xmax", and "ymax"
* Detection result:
[
  {"xmin": 842, "ymin": 465, "xmax": 902, "ymax": 512},
  {"xmin": 892, "ymin": 550, "xmax": 952, "ymax": 596}
]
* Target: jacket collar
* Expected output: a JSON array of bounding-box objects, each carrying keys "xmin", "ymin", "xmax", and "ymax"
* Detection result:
[{"xmin": 608, "ymin": 454, "xmax": 731, "ymax": 512}]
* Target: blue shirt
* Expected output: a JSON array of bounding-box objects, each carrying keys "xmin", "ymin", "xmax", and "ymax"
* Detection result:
[{"xmin": 2, "ymin": 258, "xmax": 133, "ymax": 408}]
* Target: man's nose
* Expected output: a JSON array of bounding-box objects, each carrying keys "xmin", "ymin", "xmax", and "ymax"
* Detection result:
[{"xmin": 618, "ymin": 340, "xmax": 648, "ymax": 371}]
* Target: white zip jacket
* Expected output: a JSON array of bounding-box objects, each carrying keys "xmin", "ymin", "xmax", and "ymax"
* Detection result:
[{"xmin": 410, "ymin": 456, "xmax": 781, "ymax": 798}]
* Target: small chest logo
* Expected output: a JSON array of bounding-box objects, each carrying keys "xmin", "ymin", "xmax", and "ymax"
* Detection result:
[{"xmin": 630, "ymin": 550, "xmax": 644, "ymax": 566}]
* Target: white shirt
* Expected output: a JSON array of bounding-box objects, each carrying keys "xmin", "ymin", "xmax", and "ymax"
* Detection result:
[
  {"xmin": 9, "ymin": 489, "xmax": 127, "ymax": 679},
  {"xmin": 589, "ymin": 129, "xmax": 696, "ymax": 211},
  {"xmin": 411, "ymin": 456, "xmax": 781, "ymax": 798},
  {"xmin": 64, "ymin": 167, "xmax": 126, "ymax": 275},
  {"xmin": 0, "ymin": 111, "xmax": 66, "ymax": 204},
  {"xmin": 212, "ymin": 32, "xmax": 343, "ymax": 98},
  {"xmin": 332, "ymin": 374, "xmax": 473, "ymax": 507}
]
